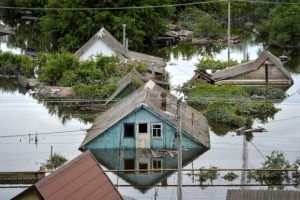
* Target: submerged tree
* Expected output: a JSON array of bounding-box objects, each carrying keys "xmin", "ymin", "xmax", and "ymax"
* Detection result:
[{"xmin": 43, "ymin": 153, "xmax": 68, "ymax": 170}]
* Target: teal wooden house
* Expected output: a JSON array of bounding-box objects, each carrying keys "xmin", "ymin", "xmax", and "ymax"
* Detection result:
[
  {"xmin": 79, "ymin": 80, "xmax": 210, "ymax": 151},
  {"xmin": 89, "ymin": 148, "xmax": 207, "ymax": 193}
]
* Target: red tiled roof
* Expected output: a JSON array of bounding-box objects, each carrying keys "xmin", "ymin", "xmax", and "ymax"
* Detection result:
[{"xmin": 12, "ymin": 150, "xmax": 123, "ymax": 200}]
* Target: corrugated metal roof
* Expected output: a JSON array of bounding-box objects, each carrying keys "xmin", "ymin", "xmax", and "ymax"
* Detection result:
[
  {"xmin": 226, "ymin": 189, "xmax": 300, "ymax": 200},
  {"xmin": 74, "ymin": 27, "xmax": 166, "ymax": 74},
  {"xmin": 79, "ymin": 80, "xmax": 210, "ymax": 149},
  {"xmin": 211, "ymin": 51, "xmax": 293, "ymax": 83},
  {"xmin": 12, "ymin": 150, "xmax": 124, "ymax": 200}
]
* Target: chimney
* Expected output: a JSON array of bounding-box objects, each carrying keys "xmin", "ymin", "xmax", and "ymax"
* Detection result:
[
  {"xmin": 160, "ymin": 92, "xmax": 167, "ymax": 111},
  {"xmin": 122, "ymin": 24, "xmax": 126, "ymax": 52}
]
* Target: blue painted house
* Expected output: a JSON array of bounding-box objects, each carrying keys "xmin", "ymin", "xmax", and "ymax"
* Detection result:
[
  {"xmin": 89, "ymin": 148, "xmax": 207, "ymax": 193},
  {"xmin": 79, "ymin": 80, "xmax": 210, "ymax": 150}
]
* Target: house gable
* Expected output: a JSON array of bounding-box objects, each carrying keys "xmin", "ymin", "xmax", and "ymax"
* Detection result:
[
  {"xmin": 79, "ymin": 39, "xmax": 116, "ymax": 60},
  {"xmin": 84, "ymin": 106, "xmax": 206, "ymax": 150}
]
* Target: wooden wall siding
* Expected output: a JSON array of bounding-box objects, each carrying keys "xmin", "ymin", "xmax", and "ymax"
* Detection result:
[
  {"xmin": 85, "ymin": 107, "xmax": 205, "ymax": 149},
  {"xmin": 90, "ymin": 148, "xmax": 207, "ymax": 193}
]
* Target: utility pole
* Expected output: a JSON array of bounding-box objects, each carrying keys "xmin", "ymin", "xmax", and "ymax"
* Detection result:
[
  {"xmin": 123, "ymin": 24, "xmax": 126, "ymax": 52},
  {"xmin": 228, "ymin": 0, "xmax": 231, "ymax": 61},
  {"xmin": 177, "ymin": 97, "xmax": 183, "ymax": 200}
]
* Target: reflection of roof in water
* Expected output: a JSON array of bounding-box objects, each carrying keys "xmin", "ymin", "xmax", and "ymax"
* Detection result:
[{"xmin": 88, "ymin": 148, "xmax": 207, "ymax": 193}]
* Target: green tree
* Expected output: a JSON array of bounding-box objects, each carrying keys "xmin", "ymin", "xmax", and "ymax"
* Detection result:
[
  {"xmin": 264, "ymin": 5, "xmax": 300, "ymax": 47},
  {"xmin": 40, "ymin": 0, "xmax": 174, "ymax": 51},
  {"xmin": 43, "ymin": 153, "xmax": 68, "ymax": 170}
]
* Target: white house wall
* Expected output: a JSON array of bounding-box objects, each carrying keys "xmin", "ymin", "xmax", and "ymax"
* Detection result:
[{"xmin": 79, "ymin": 39, "xmax": 116, "ymax": 61}]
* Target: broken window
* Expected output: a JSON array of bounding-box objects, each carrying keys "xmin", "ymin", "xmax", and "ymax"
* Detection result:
[
  {"xmin": 152, "ymin": 123, "xmax": 162, "ymax": 138},
  {"xmin": 138, "ymin": 123, "xmax": 148, "ymax": 134},
  {"xmin": 124, "ymin": 124, "xmax": 134, "ymax": 138}
]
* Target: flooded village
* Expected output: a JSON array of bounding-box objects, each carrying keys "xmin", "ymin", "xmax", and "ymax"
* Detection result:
[{"xmin": 1, "ymin": 5, "xmax": 300, "ymax": 200}]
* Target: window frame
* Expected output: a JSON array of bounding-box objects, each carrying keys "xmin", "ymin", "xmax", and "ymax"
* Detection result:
[
  {"xmin": 152, "ymin": 158, "xmax": 163, "ymax": 173},
  {"xmin": 124, "ymin": 123, "xmax": 135, "ymax": 138},
  {"xmin": 152, "ymin": 123, "xmax": 163, "ymax": 138}
]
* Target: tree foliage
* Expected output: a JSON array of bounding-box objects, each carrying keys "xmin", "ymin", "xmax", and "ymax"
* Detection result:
[
  {"xmin": 40, "ymin": 0, "xmax": 174, "ymax": 51},
  {"xmin": 43, "ymin": 152, "xmax": 68, "ymax": 170},
  {"xmin": 195, "ymin": 55, "xmax": 239, "ymax": 72}
]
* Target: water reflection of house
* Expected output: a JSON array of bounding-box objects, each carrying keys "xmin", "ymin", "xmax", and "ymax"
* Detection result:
[
  {"xmin": 79, "ymin": 80, "xmax": 210, "ymax": 150},
  {"xmin": 89, "ymin": 148, "xmax": 207, "ymax": 193},
  {"xmin": 74, "ymin": 27, "xmax": 166, "ymax": 75},
  {"xmin": 191, "ymin": 51, "xmax": 294, "ymax": 87}
]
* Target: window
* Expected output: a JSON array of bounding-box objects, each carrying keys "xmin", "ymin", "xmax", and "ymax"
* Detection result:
[
  {"xmin": 153, "ymin": 159, "xmax": 162, "ymax": 173},
  {"xmin": 139, "ymin": 163, "xmax": 148, "ymax": 173},
  {"xmin": 152, "ymin": 123, "xmax": 162, "ymax": 138},
  {"xmin": 138, "ymin": 123, "xmax": 148, "ymax": 133},
  {"xmin": 124, "ymin": 124, "xmax": 134, "ymax": 138},
  {"xmin": 124, "ymin": 159, "xmax": 135, "ymax": 174}
]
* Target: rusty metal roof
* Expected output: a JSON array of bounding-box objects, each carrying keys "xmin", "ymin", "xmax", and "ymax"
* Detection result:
[
  {"xmin": 79, "ymin": 80, "xmax": 210, "ymax": 149},
  {"xmin": 226, "ymin": 189, "xmax": 300, "ymax": 200},
  {"xmin": 73, "ymin": 27, "xmax": 166, "ymax": 74},
  {"xmin": 211, "ymin": 51, "xmax": 293, "ymax": 83},
  {"xmin": 12, "ymin": 150, "xmax": 124, "ymax": 200}
]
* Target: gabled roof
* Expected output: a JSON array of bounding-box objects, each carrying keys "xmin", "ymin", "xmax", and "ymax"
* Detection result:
[
  {"xmin": 211, "ymin": 51, "xmax": 293, "ymax": 82},
  {"xmin": 79, "ymin": 80, "xmax": 210, "ymax": 149},
  {"xmin": 226, "ymin": 189, "xmax": 300, "ymax": 200},
  {"xmin": 12, "ymin": 150, "xmax": 124, "ymax": 200},
  {"xmin": 104, "ymin": 69, "xmax": 170, "ymax": 105},
  {"xmin": 74, "ymin": 27, "xmax": 166, "ymax": 74}
]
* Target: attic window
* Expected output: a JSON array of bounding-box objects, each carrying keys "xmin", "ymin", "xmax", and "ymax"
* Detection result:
[
  {"xmin": 124, "ymin": 124, "xmax": 134, "ymax": 138},
  {"xmin": 152, "ymin": 123, "xmax": 162, "ymax": 138}
]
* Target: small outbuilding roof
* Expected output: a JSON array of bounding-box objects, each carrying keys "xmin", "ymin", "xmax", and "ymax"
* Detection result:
[
  {"xmin": 12, "ymin": 150, "xmax": 124, "ymax": 200},
  {"xmin": 104, "ymin": 69, "xmax": 170, "ymax": 105},
  {"xmin": 74, "ymin": 27, "xmax": 166, "ymax": 74},
  {"xmin": 226, "ymin": 189, "xmax": 300, "ymax": 200},
  {"xmin": 35, "ymin": 86, "xmax": 74, "ymax": 98},
  {"xmin": 211, "ymin": 51, "xmax": 293, "ymax": 82},
  {"xmin": 79, "ymin": 80, "xmax": 210, "ymax": 150}
]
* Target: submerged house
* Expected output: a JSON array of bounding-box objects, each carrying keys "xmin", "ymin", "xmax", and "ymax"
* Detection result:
[
  {"xmin": 79, "ymin": 80, "xmax": 210, "ymax": 150},
  {"xmin": 74, "ymin": 27, "xmax": 166, "ymax": 75},
  {"xmin": 89, "ymin": 148, "xmax": 207, "ymax": 193},
  {"xmin": 105, "ymin": 69, "xmax": 169, "ymax": 105},
  {"xmin": 191, "ymin": 51, "xmax": 293, "ymax": 87},
  {"xmin": 12, "ymin": 150, "xmax": 125, "ymax": 200}
]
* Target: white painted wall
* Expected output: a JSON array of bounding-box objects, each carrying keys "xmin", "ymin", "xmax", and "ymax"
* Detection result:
[{"xmin": 79, "ymin": 39, "xmax": 116, "ymax": 61}]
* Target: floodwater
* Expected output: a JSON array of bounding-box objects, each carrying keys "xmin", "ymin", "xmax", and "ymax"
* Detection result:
[{"xmin": 1, "ymin": 25, "xmax": 300, "ymax": 199}]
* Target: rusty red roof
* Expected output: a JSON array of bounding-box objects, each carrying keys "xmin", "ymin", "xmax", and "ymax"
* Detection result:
[{"xmin": 12, "ymin": 150, "xmax": 123, "ymax": 200}]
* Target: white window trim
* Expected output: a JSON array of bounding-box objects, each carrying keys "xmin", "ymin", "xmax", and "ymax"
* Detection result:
[
  {"xmin": 152, "ymin": 123, "xmax": 163, "ymax": 138},
  {"xmin": 152, "ymin": 158, "xmax": 163, "ymax": 174}
]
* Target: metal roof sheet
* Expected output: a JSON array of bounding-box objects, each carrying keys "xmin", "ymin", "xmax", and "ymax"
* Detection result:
[
  {"xmin": 226, "ymin": 189, "xmax": 300, "ymax": 200},
  {"xmin": 79, "ymin": 80, "xmax": 210, "ymax": 149},
  {"xmin": 12, "ymin": 150, "xmax": 124, "ymax": 200}
]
